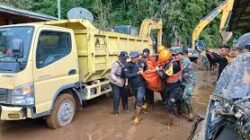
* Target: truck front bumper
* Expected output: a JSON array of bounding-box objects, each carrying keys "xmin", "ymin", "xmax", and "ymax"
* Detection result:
[{"xmin": 0, "ymin": 105, "xmax": 26, "ymax": 120}]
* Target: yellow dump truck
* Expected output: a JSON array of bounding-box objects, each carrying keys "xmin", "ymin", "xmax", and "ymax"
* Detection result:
[{"xmin": 0, "ymin": 18, "xmax": 162, "ymax": 128}]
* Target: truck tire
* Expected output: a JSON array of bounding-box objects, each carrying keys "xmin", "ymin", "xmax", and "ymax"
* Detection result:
[{"xmin": 46, "ymin": 93, "xmax": 76, "ymax": 129}]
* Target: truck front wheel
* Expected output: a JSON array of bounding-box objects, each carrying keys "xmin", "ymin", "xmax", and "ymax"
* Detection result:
[{"xmin": 46, "ymin": 93, "xmax": 76, "ymax": 129}]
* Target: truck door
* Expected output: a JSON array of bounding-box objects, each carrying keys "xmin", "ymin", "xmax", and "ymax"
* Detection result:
[{"xmin": 33, "ymin": 28, "xmax": 79, "ymax": 114}]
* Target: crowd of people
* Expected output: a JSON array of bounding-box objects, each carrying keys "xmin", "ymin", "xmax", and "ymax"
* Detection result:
[{"xmin": 110, "ymin": 46, "xmax": 196, "ymax": 125}]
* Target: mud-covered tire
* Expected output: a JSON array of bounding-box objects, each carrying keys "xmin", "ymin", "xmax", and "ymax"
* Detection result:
[{"xmin": 46, "ymin": 93, "xmax": 76, "ymax": 129}]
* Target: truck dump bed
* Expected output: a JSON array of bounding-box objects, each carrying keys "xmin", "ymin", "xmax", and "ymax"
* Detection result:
[{"xmin": 42, "ymin": 19, "xmax": 153, "ymax": 83}]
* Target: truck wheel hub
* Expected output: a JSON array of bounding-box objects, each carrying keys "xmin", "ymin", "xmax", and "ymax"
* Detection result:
[{"xmin": 57, "ymin": 99, "xmax": 74, "ymax": 126}]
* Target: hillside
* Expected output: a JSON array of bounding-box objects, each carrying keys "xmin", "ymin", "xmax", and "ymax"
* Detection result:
[{"xmin": 0, "ymin": 0, "xmax": 223, "ymax": 48}]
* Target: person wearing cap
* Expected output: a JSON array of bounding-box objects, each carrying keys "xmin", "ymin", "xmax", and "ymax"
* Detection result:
[
  {"xmin": 179, "ymin": 48, "xmax": 196, "ymax": 121},
  {"xmin": 110, "ymin": 51, "xmax": 129, "ymax": 115},
  {"xmin": 124, "ymin": 51, "xmax": 146, "ymax": 125}
]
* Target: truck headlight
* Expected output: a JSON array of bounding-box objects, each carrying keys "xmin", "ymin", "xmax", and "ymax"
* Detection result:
[{"xmin": 11, "ymin": 84, "xmax": 34, "ymax": 106}]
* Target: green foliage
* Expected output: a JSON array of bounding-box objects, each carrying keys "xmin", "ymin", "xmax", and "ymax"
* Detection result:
[
  {"xmin": 1, "ymin": 0, "xmax": 236, "ymax": 48},
  {"xmin": 0, "ymin": 0, "xmax": 32, "ymax": 9},
  {"xmin": 29, "ymin": 0, "xmax": 57, "ymax": 16}
]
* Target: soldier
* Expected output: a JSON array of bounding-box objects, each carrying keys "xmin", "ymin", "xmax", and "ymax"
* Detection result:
[{"xmin": 179, "ymin": 48, "xmax": 196, "ymax": 121}]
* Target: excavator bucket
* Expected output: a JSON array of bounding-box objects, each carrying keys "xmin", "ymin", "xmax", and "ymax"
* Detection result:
[{"xmin": 221, "ymin": 30, "xmax": 233, "ymax": 45}]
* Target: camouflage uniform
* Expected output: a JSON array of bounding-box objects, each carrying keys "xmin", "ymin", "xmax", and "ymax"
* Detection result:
[
  {"xmin": 170, "ymin": 47, "xmax": 196, "ymax": 104},
  {"xmin": 181, "ymin": 56, "xmax": 196, "ymax": 105}
]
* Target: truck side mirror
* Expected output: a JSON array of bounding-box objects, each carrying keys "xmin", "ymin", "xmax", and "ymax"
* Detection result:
[{"xmin": 11, "ymin": 39, "xmax": 24, "ymax": 58}]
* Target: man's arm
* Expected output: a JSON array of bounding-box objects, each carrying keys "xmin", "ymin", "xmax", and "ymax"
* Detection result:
[
  {"xmin": 124, "ymin": 63, "xmax": 138, "ymax": 79},
  {"xmin": 156, "ymin": 63, "xmax": 174, "ymax": 80},
  {"xmin": 210, "ymin": 52, "xmax": 226, "ymax": 63},
  {"xmin": 157, "ymin": 69, "xmax": 167, "ymax": 80}
]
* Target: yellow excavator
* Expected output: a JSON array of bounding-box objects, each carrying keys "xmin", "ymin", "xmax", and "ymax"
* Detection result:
[
  {"xmin": 139, "ymin": 18, "xmax": 163, "ymax": 52},
  {"xmin": 114, "ymin": 18, "xmax": 163, "ymax": 53},
  {"xmin": 191, "ymin": 0, "xmax": 235, "ymax": 52}
]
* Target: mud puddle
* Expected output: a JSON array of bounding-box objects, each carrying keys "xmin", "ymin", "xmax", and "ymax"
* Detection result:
[{"xmin": 0, "ymin": 70, "xmax": 216, "ymax": 140}]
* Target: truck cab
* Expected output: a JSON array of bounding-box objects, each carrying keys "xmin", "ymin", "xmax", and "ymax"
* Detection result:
[{"xmin": 0, "ymin": 24, "xmax": 80, "ymax": 128}]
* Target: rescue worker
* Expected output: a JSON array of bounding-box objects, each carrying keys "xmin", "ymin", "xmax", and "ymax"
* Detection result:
[
  {"xmin": 156, "ymin": 48, "xmax": 183, "ymax": 125},
  {"xmin": 124, "ymin": 51, "xmax": 146, "ymax": 125},
  {"xmin": 157, "ymin": 46, "xmax": 169, "ymax": 103},
  {"xmin": 142, "ymin": 48, "xmax": 157, "ymax": 68},
  {"xmin": 179, "ymin": 48, "xmax": 196, "ymax": 121},
  {"xmin": 139, "ymin": 48, "xmax": 156, "ymax": 107},
  {"xmin": 110, "ymin": 51, "xmax": 129, "ymax": 115}
]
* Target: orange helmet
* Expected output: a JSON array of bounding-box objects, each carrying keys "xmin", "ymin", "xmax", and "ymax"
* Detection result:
[
  {"xmin": 157, "ymin": 45, "xmax": 166, "ymax": 53},
  {"xmin": 158, "ymin": 49, "xmax": 172, "ymax": 63}
]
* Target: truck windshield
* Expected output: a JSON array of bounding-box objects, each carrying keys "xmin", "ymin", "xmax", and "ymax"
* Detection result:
[{"xmin": 0, "ymin": 26, "xmax": 34, "ymax": 72}]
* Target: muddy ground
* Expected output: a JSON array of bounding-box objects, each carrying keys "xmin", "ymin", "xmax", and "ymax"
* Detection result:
[{"xmin": 0, "ymin": 68, "xmax": 217, "ymax": 140}]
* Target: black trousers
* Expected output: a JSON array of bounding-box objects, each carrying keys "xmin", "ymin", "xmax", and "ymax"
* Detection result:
[
  {"xmin": 164, "ymin": 85, "xmax": 182, "ymax": 114},
  {"xmin": 111, "ymin": 83, "xmax": 128, "ymax": 113},
  {"xmin": 145, "ymin": 88, "xmax": 154, "ymax": 105}
]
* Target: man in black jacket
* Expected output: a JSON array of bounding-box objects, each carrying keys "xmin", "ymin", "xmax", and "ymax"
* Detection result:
[
  {"xmin": 138, "ymin": 48, "xmax": 155, "ymax": 107},
  {"xmin": 124, "ymin": 51, "xmax": 145, "ymax": 125},
  {"xmin": 206, "ymin": 46, "xmax": 229, "ymax": 79}
]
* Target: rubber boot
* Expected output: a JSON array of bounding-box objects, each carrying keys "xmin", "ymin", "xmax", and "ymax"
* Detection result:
[
  {"xmin": 141, "ymin": 103, "xmax": 148, "ymax": 114},
  {"xmin": 131, "ymin": 106, "xmax": 142, "ymax": 125},
  {"xmin": 186, "ymin": 104, "xmax": 194, "ymax": 121}
]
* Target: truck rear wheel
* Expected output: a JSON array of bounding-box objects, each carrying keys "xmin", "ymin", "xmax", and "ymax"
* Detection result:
[{"xmin": 46, "ymin": 93, "xmax": 76, "ymax": 129}]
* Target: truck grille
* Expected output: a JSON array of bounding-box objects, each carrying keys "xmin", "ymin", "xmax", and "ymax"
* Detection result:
[{"xmin": 0, "ymin": 88, "xmax": 9, "ymax": 103}]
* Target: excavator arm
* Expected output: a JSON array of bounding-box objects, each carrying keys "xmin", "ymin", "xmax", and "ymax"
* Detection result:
[
  {"xmin": 192, "ymin": 0, "xmax": 235, "ymax": 50},
  {"xmin": 139, "ymin": 18, "xmax": 163, "ymax": 48}
]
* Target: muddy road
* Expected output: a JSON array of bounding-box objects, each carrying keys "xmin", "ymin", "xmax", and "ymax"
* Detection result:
[{"xmin": 0, "ymin": 70, "xmax": 217, "ymax": 140}]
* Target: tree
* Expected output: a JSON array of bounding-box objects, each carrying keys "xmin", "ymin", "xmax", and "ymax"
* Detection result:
[
  {"xmin": 0, "ymin": 0, "xmax": 32, "ymax": 9},
  {"xmin": 1, "ymin": 0, "xmax": 227, "ymax": 48}
]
